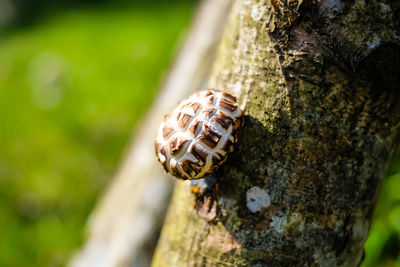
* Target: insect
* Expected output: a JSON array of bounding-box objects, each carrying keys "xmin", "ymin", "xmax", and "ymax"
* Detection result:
[{"xmin": 155, "ymin": 89, "xmax": 244, "ymax": 180}]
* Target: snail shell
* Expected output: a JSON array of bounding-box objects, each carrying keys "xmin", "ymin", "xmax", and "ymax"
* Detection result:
[{"xmin": 155, "ymin": 89, "xmax": 244, "ymax": 180}]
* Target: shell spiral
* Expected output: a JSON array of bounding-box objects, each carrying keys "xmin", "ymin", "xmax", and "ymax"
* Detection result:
[{"xmin": 155, "ymin": 89, "xmax": 244, "ymax": 180}]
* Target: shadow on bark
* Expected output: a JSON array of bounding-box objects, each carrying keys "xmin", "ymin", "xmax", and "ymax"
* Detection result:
[
  {"xmin": 190, "ymin": 103, "xmax": 395, "ymax": 265},
  {"xmin": 191, "ymin": 115, "xmax": 323, "ymax": 265}
]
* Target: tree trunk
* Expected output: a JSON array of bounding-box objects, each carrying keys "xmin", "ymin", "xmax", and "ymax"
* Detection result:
[
  {"xmin": 152, "ymin": 0, "xmax": 400, "ymax": 266},
  {"xmin": 69, "ymin": 0, "xmax": 233, "ymax": 266}
]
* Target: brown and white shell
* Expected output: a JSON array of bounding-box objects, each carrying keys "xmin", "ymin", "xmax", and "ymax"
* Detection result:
[{"xmin": 155, "ymin": 89, "xmax": 244, "ymax": 180}]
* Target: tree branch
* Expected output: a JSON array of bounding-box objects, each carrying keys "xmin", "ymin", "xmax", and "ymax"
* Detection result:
[
  {"xmin": 70, "ymin": 0, "xmax": 233, "ymax": 266},
  {"xmin": 152, "ymin": 0, "xmax": 400, "ymax": 265}
]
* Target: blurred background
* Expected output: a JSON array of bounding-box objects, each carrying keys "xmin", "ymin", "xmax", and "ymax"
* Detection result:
[{"xmin": 0, "ymin": 0, "xmax": 398, "ymax": 266}]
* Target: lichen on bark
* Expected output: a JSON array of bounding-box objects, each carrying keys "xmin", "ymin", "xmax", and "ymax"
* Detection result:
[{"xmin": 152, "ymin": 0, "xmax": 400, "ymax": 266}]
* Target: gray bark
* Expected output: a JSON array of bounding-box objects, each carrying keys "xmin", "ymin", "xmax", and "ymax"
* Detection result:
[
  {"xmin": 152, "ymin": 0, "xmax": 400, "ymax": 266},
  {"xmin": 69, "ymin": 0, "xmax": 233, "ymax": 266}
]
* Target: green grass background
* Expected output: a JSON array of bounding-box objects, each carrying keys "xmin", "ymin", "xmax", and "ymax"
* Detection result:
[
  {"xmin": 0, "ymin": 3, "xmax": 194, "ymax": 266},
  {"xmin": 0, "ymin": 2, "xmax": 398, "ymax": 267}
]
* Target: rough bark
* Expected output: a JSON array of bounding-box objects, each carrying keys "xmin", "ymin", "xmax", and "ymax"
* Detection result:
[
  {"xmin": 69, "ymin": 0, "xmax": 233, "ymax": 266},
  {"xmin": 152, "ymin": 0, "xmax": 400, "ymax": 266}
]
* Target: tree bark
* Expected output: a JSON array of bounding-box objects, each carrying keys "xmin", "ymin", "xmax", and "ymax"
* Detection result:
[
  {"xmin": 152, "ymin": 0, "xmax": 400, "ymax": 266},
  {"xmin": 69, "ymin": 0, "xmax": 233, "ymax": 266}
]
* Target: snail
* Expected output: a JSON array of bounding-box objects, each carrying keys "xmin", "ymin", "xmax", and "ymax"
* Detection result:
[{"xmin": 155, "ymin": 89, "xmax": 244, "ymax": 180}]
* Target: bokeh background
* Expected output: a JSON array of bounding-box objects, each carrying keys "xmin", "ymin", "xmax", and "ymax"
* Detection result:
[{"xmin": 0, "ymin": 0, "xmax": 398, "ymax": 266}]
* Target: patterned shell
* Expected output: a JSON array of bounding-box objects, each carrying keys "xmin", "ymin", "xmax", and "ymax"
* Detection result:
[{"xmin": 155, "ymin": 89, "xmax": 244, "ymax": 180}]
